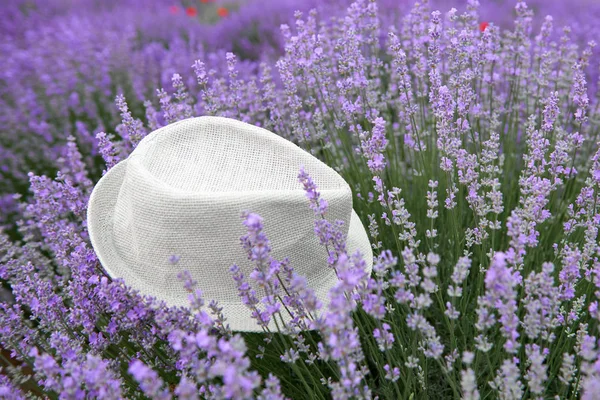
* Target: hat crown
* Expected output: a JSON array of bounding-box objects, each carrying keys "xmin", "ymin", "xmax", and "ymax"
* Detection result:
[
  {"xmin": 108, "ymin": 117, "xmax": 353, "ymax": 306},
  {"xmin": 130, "ymin": 117, "xmax": 347, "ymax": 194}
]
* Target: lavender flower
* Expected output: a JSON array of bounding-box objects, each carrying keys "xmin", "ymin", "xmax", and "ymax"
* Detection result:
[
  {"xmin": 0, "ymin": 372, "xmax": 26, "ymax": 400},
  {"xmin": 484, "ymin": 252, "xmax": 522, "ymax": 353},
  {"xmin": 360, "ymin": 117, "xmax": 388, "ymax": 173},
  {"xmin": 116, "ymin": 94, "xmax": 147, "ymax": 149},
  {"xmin": 95, "ymin": 131, "xmax": 121, "ymax": 172},
  {"xmin": 373, "ymin": 323, "xmax": 395, "ymax": 351},
  {"xmin": 3, "ymin": 0, "xmax": 600, "ymax": 398},
  {"xmin": 128, "ymin": 360, "xmax": 172, "ymax": 400}
]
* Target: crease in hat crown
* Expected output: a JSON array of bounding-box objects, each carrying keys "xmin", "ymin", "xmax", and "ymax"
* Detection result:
[{"xmin": 87, "ymin": 116, "xmax": 373, "ymax": 331}]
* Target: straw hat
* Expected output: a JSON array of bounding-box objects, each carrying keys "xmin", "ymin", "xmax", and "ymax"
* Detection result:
[{"xmin": 87, "ymin": 116, "xmax": 372, "ymax": 332}]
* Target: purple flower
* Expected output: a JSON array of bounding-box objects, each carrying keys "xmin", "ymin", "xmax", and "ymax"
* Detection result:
[
  {"xmin": 95, "ymin": 131, "xmax": 121, "ymax": 172},
  {"xmin": 484, "ymin": 252, "xmax": 522, "ymax": 353},
  {"xmin": 373, "ymin": 323, "xmax": 395, "ymax": 351},
  {"xmin": 524, "ymin": 344, "xmax": 548, "ymax": 396},
  {"xmin": 174, "ymin": 375, "xmax": 199, "ymax": 400},
  {"xmin": 0, "ymin": 373, "xmax": 26, "ymax": 400},
  {"xmin": 116, "ymin": 94, "xmax": 147, "ymax": 148},
  {"xmin": 3, "ymin": 0, "xmax": 600, "ymax": 398},
  {"xmin": 360, "ymin": 117, "xmax": 389, "ymax": 173},
  {"xmin": 258, "ymin": 374, "xmax": 285, "ymax": 400},
  {"xmin": 128, "ymin": 360, "xmax": 172, "ymax": 400},
  {"xmin": 298, "ymin": 166, "xmax": 328, "ymax": 215}
]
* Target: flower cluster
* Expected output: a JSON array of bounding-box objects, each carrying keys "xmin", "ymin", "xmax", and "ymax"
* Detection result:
[{"xmin": 2, "ymin": 0, "xmax": 600, "ymax": 398}]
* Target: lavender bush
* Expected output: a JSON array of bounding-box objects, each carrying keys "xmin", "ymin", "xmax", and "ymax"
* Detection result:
[
  {"xmin": 2, "ymin": 0, "xmax": 600, "ymax": 398},
  {"xmin": 0, "ymin": 0, "xmax": 325, "ymax": 227},
  {"xmin": 1, "ymin": 0, "xmax": 598, "ymax": 224}
]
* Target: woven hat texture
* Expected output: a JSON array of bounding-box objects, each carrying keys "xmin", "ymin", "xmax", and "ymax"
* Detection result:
[{"xmin": 87, "ymin": 116, "xmax": 373, "ymax": 332}]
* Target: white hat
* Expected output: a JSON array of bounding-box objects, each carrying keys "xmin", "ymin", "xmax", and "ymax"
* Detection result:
[{"xmin": 87, "ymin": 116, "xmax": 372, "ymax": 332}]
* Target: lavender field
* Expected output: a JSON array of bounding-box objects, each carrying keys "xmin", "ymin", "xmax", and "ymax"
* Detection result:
[{"xmin": 2, "ymin": 0, "xmax": 600, "ymax": 398}]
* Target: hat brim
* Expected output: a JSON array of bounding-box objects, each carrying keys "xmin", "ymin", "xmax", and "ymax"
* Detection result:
[{"xmin": 87, "ymin": 160, "xmax": 373, "ymax": 332}]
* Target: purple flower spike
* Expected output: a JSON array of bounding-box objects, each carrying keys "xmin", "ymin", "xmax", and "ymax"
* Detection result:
[
  {"xmin": 298, "ymin": 166, "xmax": 328, "ymax": 215},
  {"xmin": 128, "ymin": 360, "xmax": 172, "ymax": 400},
  {"xmin": 485, "ymin": 252, "xmax": 522, "ymax": 353}
]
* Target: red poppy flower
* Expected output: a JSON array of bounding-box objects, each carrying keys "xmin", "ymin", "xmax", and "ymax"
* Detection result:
[
  {"xmin": 479, "ymin": 21, "xmax": 489, "ymax": 32},
  {"xmin": 200, "ymin": 0, "xmax": 212, "ymax": 3},
  {"xmin": 217, "ymin": 7, "xmax": 229, "ymax": 17},
  {"xmin": 186, "ymin": 7, "xmax": 198, "ymax": 17},
  {"xmin": 169, "ymin": 5, "xmax": 180, "ymax": 14}
]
